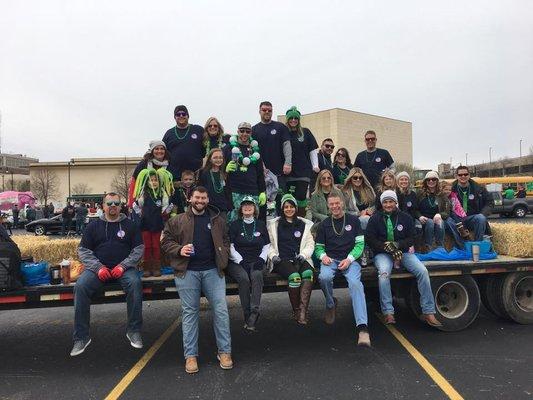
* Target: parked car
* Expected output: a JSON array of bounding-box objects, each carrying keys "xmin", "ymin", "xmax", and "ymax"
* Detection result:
[
  {"xmin": 25, "ymin": 215, "xmax": 66, "ymax": 235},
  {"xmin": 488, "ymin": 191, "xmax": 533, "ymax": 218}
]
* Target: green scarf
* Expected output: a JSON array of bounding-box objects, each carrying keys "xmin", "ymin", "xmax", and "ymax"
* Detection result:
[{"xmin": 385, "ymin": 214, "xmax": 394, "ymax": 241}]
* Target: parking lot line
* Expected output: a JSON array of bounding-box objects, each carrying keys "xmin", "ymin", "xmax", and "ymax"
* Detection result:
[
  {"xmin": 104, "ymin": 317, "xmax": 182, "ymax": 400},
  {"xmin": 378, "ymin": 314, "xmax": 464, "ymax": 400}
]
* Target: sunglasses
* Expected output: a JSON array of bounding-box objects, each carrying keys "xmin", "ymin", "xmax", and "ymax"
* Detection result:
[
  {"xmin": 336, "ymin": 153, "xmax": 346, "ymax": 157},
  {"xmin": 175, "ymin": 112, "xmax": 188, "ymax": 117},
  {"xmin": 239, "ymin": 128, "xmax": 251, "ymax": 133},
  {"xmin": 321, "ymin": 176, "xmax": 332, "ymax": 181},
  {"xmin": 260, "ymin": 109, "xmax": 272, "ymax": 113},
  {"xmin": 208, "ymin": 124, "xmax": 218, "ymax": 128},
  {"xmin": 288, "ymin": 117, "xmax": 299, "ymax": 121},
  {"xmin": 457, "ymin": 173, "xmax": 469, "ymax": 177},
  {"xmin": 352, "ymin": 176, "xmax": 363, "ymax": 181},
  {"xmin": 427, "ymin": 178, "xmax": 438, "ymax": 182},
  {"xmin": 324, "ymin": 144, "xmax": 335, "ymax": 149},
  {"xmin": 365, "ymin": 137, "xmax": 376, "ymax": 142},
  {"xmin": 106, "ymin": 201, "xmax": 121, "ymax": 206}
]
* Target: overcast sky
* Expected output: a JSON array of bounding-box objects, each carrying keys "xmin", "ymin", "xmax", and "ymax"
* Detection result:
[{"xmin": 1, "ymin": 1, "xmax": 532, "ymax": 169}]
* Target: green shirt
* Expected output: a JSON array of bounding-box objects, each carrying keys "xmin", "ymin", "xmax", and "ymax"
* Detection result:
[{"xmin": 504, "ymin": 188, "xmax": 515, "ymax": 199}]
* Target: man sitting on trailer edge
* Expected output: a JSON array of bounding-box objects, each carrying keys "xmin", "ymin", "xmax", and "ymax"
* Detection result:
[
  {"xmin": 366, "ymin": 190, "xmax": 442, "ymax": 327},
  {"xmin": 71, "ymin": 192, "xmax": 144, "ymax": 356}
]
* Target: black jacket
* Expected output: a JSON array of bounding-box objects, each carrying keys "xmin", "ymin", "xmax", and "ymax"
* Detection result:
[
  {"xmin": 451, "ymin": 179, "xmax": 492, "ymax": 216},
  {"xmin": 366, "ymin": 210, "xmax": 415, "ymax": 254}
]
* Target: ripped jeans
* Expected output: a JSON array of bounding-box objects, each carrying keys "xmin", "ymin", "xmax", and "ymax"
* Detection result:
[{"xmin": 374, "ymin": 252, "xmax": 435, "ymax": 315}]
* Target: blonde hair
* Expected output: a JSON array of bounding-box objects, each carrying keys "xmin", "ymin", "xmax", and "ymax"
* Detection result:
[
  {"xmin": 313, "ymin": 169, "xmax": 334, "ymax": 195},
  {"xmin": 378, "ymin": 168, "xmax": 397, "ymax": 193},
  {"xmin": 203, "ymin": 116, "xmax": 225, "ymax": 144},
  {"xmin": 342, "ymin": 167, "xmax": 375, "ymax": 205}
]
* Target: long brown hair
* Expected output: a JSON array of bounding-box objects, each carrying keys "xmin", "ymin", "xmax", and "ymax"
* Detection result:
[
  {"xmin": 422, "ymin": 176, "xmax": 441, "ymax": 195},
  {"xmin": 377, "ymin": 168, "xmax": 397, "ymax": 193},
  {"xmin": 342, "ymin": 167, "xmax": 375, "ymax": 205},
  {"xmin": 198, "ymin": 148, "xmax": 226, "ymax": 181}
]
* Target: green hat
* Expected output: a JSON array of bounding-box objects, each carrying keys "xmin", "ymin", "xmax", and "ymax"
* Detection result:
[
  {"xmin": 280, "ymin": 193, "xmax": 297, "ymax": 208},
  {"xmin": 285, "ymin": 106, "xmax": 301, "ymax": 120}
]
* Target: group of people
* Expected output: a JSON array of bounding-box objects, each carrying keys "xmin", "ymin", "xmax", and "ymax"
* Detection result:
[{"xmin": 71, "ymin": 102, "xmax": 493, "ymax": 375}]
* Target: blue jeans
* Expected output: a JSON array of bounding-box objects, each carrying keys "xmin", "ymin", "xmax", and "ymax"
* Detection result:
[
  {"xmin": 318, "ymin": 260, "xmax": 368, "ymax": 326},
  {"xmin": 444, "ymin": 218, "xmax": 465, "ymax": 249},
  {"xmin": 374, "ymin": 253, "xmax": 436, "ymax": 315},
  {"xmin": 62, "ymin": 218, "xmax": 73, "ymax": 235},
  {"xmin": 75, "ymin": 219, "xmax": 85, "ymax": 235},
  {"xmin": 174, "ymin": 268, "xmax": 231, "ymax": 358},
  {"xmin": 73, "ymin": 268, "xmax": 143, "ymax": 341},
  {"xmin": 422, "ymin": 219, "xmax": 445, "ymax": 247},
  {"xmin": 464, "ymin": 214, "xmax": 487, "ymax": 241}
]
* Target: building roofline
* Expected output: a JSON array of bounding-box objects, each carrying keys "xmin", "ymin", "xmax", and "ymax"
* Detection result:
[{"xmin": 294, "ymin": 107, "xmax": 411, "ymax": 124}]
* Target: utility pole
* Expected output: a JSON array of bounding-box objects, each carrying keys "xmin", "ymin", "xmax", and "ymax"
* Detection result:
[
  {"xmin": 489, "ymin": 147, "xmax": 492, "ymax": 177},
  {"xmin": 519, "ymin": 139, "xmax": 523, "ymax": 174}
]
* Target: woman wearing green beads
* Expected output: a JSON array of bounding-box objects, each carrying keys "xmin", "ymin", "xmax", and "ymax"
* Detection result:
[
  {"xmin": 332, "ymin": 148, "xmax": 353, "ymax": 185},
  {"xmin": 203, "ymin": 116, "xmax": 227, "ymax": 155},
  {"xmin": 197, "ymin": 148, "xmax": 231, "ymax": 220},
  {"xmin": 223, "ymin": 122, "xmax": 267, "ymax": 222},
  {"xmin": 227, "ymin": 197, "xmax": 270, "ymax": 331},
  {"xmin": 284, "ymin": 106, "xmax": 320, "ymax": 217},
  {"xmin": 132, "ymin": 168, "xmax": 174, "ymax": 277},
  {"xmin": 267, "ymin": 194, "xmax": 315, "ymax": 324}
]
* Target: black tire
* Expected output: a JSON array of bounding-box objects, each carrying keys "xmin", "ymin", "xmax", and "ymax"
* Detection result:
[
  {"xmin": 409, "ymin": 275, "xmax": 481, "ymax": 332},
  {"xmin": 497, "ymin": 272, "xmax": 533, "ymax": 324},
  {"xmin": 483, "ymin": 275, "xmax": 508, "ymax": 319},
  {"xmin": 34, "ymin": 225, "xmax": 46, "ymax": 236},
  {"xmin": 513, "ymin": 205, "xmax": 527, "ymax": 218}
]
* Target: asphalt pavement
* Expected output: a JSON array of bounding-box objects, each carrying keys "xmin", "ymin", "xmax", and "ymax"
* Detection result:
[{"xmin": 0, "ymin": 290, "xmax": 531, "ymax": 400}]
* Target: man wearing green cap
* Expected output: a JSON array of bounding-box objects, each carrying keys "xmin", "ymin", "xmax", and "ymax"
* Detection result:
[{"xmin": 284, "ymin": 106, "xmax": 319, "ymax": 217}]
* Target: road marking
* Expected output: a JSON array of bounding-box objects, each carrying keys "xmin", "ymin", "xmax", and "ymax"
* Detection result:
[
  {"xmin": 104, "ymin": 317, "xmax": 181, "ymax": 400},
  {"xmin": 378, "ymin": 314, "xmax": 464, "ymax": 400}
]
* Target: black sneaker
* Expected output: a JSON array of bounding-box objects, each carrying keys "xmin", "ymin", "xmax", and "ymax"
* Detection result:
[
  {"xmin": 126, "ymin": 332, "xmax": 143, "ymax": 349},
  {"xmin": 245, "ymin": 312, "xmax": 260, "ymax": 331},
  {"xmin": 70, "ymin": 338, "xmax": 92, "ymax": 356}
]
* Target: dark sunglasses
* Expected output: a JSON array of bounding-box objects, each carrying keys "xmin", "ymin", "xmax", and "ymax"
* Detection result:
[
  {"xmin": 260, "ymin": 108, "xmax": 272, "ymax": 113},
  {"xmin": 336, "ymin": 153, "xmax": 346, "ymax": 157},
  {"xmin": 106, "ymin": 201, "xmax": 121, "ymax": 206},
  {"xmin": 207, "ymin": 124, "xmax": 218, "ymax": 128},
  {"xmin": 324, "ymin": 144, "xmax": 335, "ymax": 149},
  {"xmin": 365, "ymin": 137, "xmax": 376, "ymax": 142},
  {"xmin": 239, "ymin": 128, "xmax": 251, "ymax": 133},
  {"xmin": 427, "ymin": 178, "xmax": 438, "ymax": 182},
  {"xmin": 288, "ymin": 117, "xmax": 299, "ymax": 121},
  {"xmin": 175, "ymin": 112, "xmax": 188, "ymax": 117},
  {"xmin": 320, "ymin": 176, "xmax": 332, "ymax": 180},
  {"xmin": 352, "ymin": 176, "xmax": 363, "ymax": 181},
  {"xmin": 457, "ymin": 173, "xmax": 469, "ymax": 177}
]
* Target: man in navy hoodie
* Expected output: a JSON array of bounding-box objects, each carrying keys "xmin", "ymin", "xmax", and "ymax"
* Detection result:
[{"xmin": 71, "ymin": 192, "xmax": 144, "ymax": 356}]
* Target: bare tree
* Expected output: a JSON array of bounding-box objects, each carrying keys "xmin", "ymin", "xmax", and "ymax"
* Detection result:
[
  {"xmin": 72, "ymin": 182, "xmax": 92, "ymax": 195},
  {"xmin": 31, "ymin": 168, "xmax": 60, "ymax": 205},
  {"xmin": 16, "ymin": 180, "xmax": 31, "ymax": 192},
  {"xmin": 500, "ymin": 157, "xmax": 511, "ymax": 176},
  {"xmin": 111, "ymin": 162, "xmax": 133, "ymax": 200},
  {"xmin": 393, "ymin": 162, "xmax": 415, "ymax": 177}
]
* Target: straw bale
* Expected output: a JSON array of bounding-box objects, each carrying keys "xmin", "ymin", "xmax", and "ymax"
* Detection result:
[
  {"xmin": 490, "ymin": 223, "xmax": 533, "ymax": 257},
  {"xmin": 12, "ymin": 235, "xmax": 81, "ymax": 264}
]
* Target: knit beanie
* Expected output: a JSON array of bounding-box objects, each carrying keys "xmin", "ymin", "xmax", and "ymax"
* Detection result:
[
  {"xmin": 380, "ymin": 190, "xmax": 398, "ymax": 204},
  {"xmin": 285, "ymin": 106, "xmax": 301, "ymax": 120},
  {"xmin": 396, "ymin": 171, "xmax": 410, "ymax": 181},
  {"xmin": 174, "ymin": 105, "xmax": 189, "ymax": 116},
  {"xmin": 281, "ymin": 193, "xmax": 297, "ymax": 208},
  {"xmin": 149, "ymin": 140, "xmax": 166, "ymax": 152},
  {"xmin": 424, "ymin": 171, "xmax": 439, "ymax": 180}
]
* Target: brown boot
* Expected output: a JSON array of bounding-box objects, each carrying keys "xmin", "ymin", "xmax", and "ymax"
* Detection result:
[
  {"xmin": 456, "ymin": 222, "xmax": 470, "ymax": 240},
  {"xmin": 324, "ymin": 297, "xmax": 337, "ymax": 325},
  {"xmin": 288, "ymin": 286, "xmax": 301, "ymax": 321},
  {"xmin": 142, "ymin": 260, "xmax": 152, "ymax": 278},
  {"xmin": 152, "ymin": 259, "xmax": 161, "ymax": 277},
  {"xmin": 185, "ymin": 356, "xmax": 199, "ymax": 374},
  {"xmin": 297, "ymin": 280, "xmax": 313, "ymax": 325}
]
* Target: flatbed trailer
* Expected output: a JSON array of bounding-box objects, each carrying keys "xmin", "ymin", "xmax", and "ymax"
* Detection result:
[{"xmin": 1, "ymin": 256, "xmax": 532, "ymax": 332}]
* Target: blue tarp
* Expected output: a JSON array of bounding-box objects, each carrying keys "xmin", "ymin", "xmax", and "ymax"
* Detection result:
[{"xmin": 416, "ymin": 247, "xmax": 498, "ymax": 261}]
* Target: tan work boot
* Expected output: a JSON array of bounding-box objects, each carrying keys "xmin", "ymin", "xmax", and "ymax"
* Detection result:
[
  {"xmin": 324, "ymin": 298, "xmax": 337, "ymax": 325},
  {"xmin": 217, "ymin": 353, "xmax": 233, "ymax": 370},
  {"xmin": 423, "ymin": 313, "xmax": 443, "ymax": 327},
  {"xmin": 185, "ymin": 356, "xmax": 199, "ymax": 374},
  {"xmin": 357, "ymin": 331, "xmax": 371, "ymax": 347}
]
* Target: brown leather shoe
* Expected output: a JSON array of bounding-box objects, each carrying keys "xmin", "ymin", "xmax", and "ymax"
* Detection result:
[
  {"xmin": 383, "ymin": 314, "xmax": 396, "ymax": 324},
  {"xmin": 324, "ymin": 298, "xmax": 337, "ymax": 325},
  {"xmin": 423, "ymin": 313, "xmax": 443, "ymax": 327},
  {"xmin": 217, "ymin": 353, "xmax": 233, "ymax": 370},
  {"xmin": 357, "ymin": 331, "xmax": 371, "ymax": 347},
  {"xmin": 185, "ymin": 357, "xmax": 199, "ymax": 374}
]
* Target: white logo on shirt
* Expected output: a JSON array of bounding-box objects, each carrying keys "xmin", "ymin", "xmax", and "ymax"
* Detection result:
[
  {"xmin": 469, "ymin": 194, "xmax": 475, "ymax": 200},
  {"xmin": 375, "ymin": 157, "xmax": 381, "ymax": 162},
  {"xmin": 294, "ymin": 231, "xmax": 302, "ymax": 238},
  {"xmin": 345, "ymin": 224, "xmax": 352, "ymax": 231},
  {"xmin": 155, "ymin": 200, "xmax": 162, "ymax": 207},
  {"xmin": 191, "ymin": 133, "xmax": 198, "ymax": 139},
  {"xmin": 254, "ymin": 231, "xmax": 261, "ymax": 237},
  {"xmin": 207, "ymin": 223, "xmax": 211, "ymax": 230},
  {"xmin": 406, "ymin": 201, "xmax": 412, "ymax": 207},
  {"xmin": 397, "ymin": 224, "xmax": 404, "ymax": 231},
  {"xmin": 270, "ymin": 129, "xmax": 277, "ymax": 135}
]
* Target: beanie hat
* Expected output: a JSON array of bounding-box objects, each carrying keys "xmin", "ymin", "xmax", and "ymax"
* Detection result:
[
  {"xmin": 285, "ymin": 106, "xmax": 301, "ymax": 120},
  {"xmin": 424, "ymin": 171, "xmax": 439, "ymax": 181},
  {"xmin": 396, "ymin": 171, "xmax": 410, "ymax": 181},
  {"xmin": 280, "ymin": 193, "xmax": 297, "ymax": 208},
  {"xmin": 240, "ymin": 195, "xmax": 256, "ymax": 206},
  {"xmin": 149, "ymin": 140, "xmax": 166, "ymax": 152},
  {"xmin": 174, "ymin": 105, "xmax": 189, "ymax": 116},
  {"xmin": 380, "ymin": 190, "xmax": 398, "ymax": 204}
]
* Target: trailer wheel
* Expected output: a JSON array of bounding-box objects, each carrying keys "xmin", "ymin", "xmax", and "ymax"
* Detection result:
[
  {"xmin": 409, "ymin": 275, "xmax": 480, "ymax": 331},
  {"xmin": 497, "ymin": 272, "xmax": 533, "ymax": 324},
  {"xmin": 481, "ymin": 275, "xmax": 508, "ymax": 319},
  {"xmin": 513, "ymin": 205, "xmax": 527, "ymax": 218}
]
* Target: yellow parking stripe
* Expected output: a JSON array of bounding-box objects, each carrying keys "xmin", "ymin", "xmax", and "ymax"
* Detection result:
[
  {"xmin": 104, "ymin": 317, "xmax": 181, "ymax": 400},
  {"xmin": 379, "ymin": 315, "xmax": 464, "ymax": 400}
]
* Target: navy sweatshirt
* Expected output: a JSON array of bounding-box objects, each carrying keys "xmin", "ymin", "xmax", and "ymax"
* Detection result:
[
  {"xmin": 223, "ymin": 143, "xmax": 266, "ymax": 195},
  {"xmin": 198, "ymin": 169, "xmax": 230, "ymax": 212},
  {"xmin": 162, "ymin": 124, "xmax": 205, "ymax": 178},
  {"xmin": 252, "ymin": 121, "xmax": 290, "ymax": 175},
  {"xmin": 366, "ymin": 210, "xmax": 415, "ymax": 254},
  {"xmin": 140, "ymin": 194, "xmax": 164, "ymax": 232}
]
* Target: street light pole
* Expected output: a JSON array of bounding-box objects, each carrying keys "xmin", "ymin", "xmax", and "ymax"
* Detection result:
[
  {"xmin": 68, "ymin": 160, "xmax": 71, "ymax": 199},
  {"xmin": 519, "ymin": 139, "xmax": 522, "ymax": 174},
  {"xmin": 489, "ymin": 147, "xmax": 492, "ymax": 177},
  {"xmin": 465, "ymin": 153, "xmax": 468, "ymax": 166}
]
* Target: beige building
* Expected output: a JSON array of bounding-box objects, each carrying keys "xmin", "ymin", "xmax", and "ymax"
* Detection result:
[
  {"xmin": 278, "ymin": 108, "xmax": 412, "ymax": 166},
  {"xmin": 29, "ymin": 157, "xmax": 141, "ymax": 208}
]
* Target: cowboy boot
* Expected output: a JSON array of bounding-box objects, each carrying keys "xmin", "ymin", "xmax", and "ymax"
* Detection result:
[
  {"xmin": 142, "ymin": 259, "xmax": 152, "ymax": 278},
  {"xmin": 288, "ymin": 286, "xmax": 301, "ymax": 321},
  {"xmin": 297, "ymin": 280, "xmax": 313, "ymax": 325},
  {"xmin": 152, "ymin": 259, "xmax": 162, "ymax": 277}
]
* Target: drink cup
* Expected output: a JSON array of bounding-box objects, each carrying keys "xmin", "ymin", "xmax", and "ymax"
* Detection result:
[
  {"xmin": 189, "ymin": 244, "xmax": 195, "ymax": 256},
  {"xmin": 472, "ymin": 244, "xmax": 480, "ymax": 262}
]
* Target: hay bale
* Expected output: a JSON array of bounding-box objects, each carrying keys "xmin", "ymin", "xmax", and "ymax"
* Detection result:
[
  {"xmin": 13, "ymin": 235, "xmax": 51, "ymax": 259},
  {"xmin": 12, "ymin": 235, "xmax": 81, "ymax": 264},
  {"xmin": 491, "ymin": 223, "xmax": 533, "ymax": 258}
]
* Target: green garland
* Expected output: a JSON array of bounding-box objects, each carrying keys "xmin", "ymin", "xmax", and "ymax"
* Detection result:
[{"xmin": 229, "ymin": 136, "xmax": 261, "ymax": 171}]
